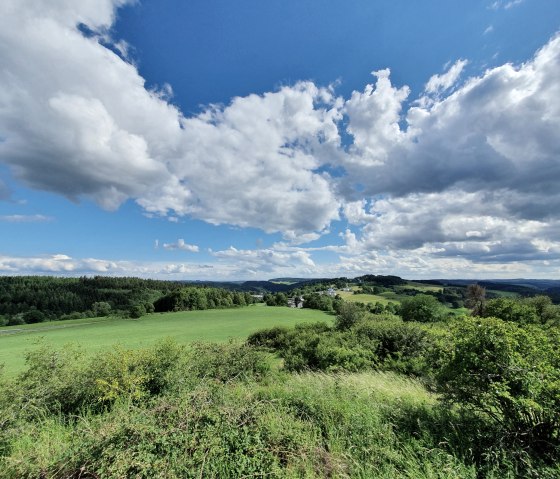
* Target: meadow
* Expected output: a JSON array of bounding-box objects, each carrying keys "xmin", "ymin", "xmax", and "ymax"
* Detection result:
[
  {"xmin": 1, "ymin": 295, "xmax": 558, "ymax": 477},
  {"xmin": 0, "ymin": 305, "xmax": 331, "ymax": 376}
]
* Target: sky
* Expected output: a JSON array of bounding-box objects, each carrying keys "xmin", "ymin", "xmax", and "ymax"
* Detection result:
[{"xmin": 0, "ymin": 0, "xmax": 560, "ymax": 280}]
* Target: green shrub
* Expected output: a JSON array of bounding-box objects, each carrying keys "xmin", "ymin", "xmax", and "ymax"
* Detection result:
[
  {"xmin": 483, "ymin": 298, "xmax": 539, "ymax": 324},
  {"xmin": 436, "ymin": 317, "xmax": 560, "ymax": 456},
  {"xmin": 129, "ymin": 303, "xmax": 146, "ymax": 318},
  {"xmin": 353, "ymin": 319, "xmax": 439, "ymax": 376},
  {"xmin": 247, "ymin": 326, "xmax": 290, "ymax": 349},
  {"xmin": 401, "ymin": 294, "xmax": 443, "ymax": 322},
  {"xmin": 334, "ymin": 301, "xmax": 369, "ymax": 330},
  {"xmin": 275, "ymin": 325, "xmax": 377, "ymax": 373},
  {"xmin": 185, "ymin": 341, "xmax": 271, "ymax": 383},
  {"xmin": 0, "ymin": 340, "xmax": 186, "ymax": 418}
]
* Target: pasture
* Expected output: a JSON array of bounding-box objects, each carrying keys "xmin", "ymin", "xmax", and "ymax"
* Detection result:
[{"xmin": 0, "ymin": 305, "xmax": 332, "ymax": 376}]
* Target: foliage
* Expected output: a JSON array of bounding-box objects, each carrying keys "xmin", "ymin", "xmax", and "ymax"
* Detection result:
[
  {"xmin": 483, "ymin": 297, "xmax": 539, "ymax": 324},
  {"xmin": 1, "ymin": 322, "xmax": 559, "ymax": 478},
  {"xmin": 523, "ymin": 295, "xmax": 560, "ymax": 325},
  {"xmin": 250, "ymin": 316, "xmax": 442, "ymax": 377},
  {"xmin": 353, "ymin": 319, "xmax": 440, "ymax": 376},
  {"xmin": 183, "ymin": 341, "xmax": 271, "ymax": 383},
  {"xmin": 154, "ymin": 287, "xmax": 254, "ymax": 312},
  {"xmin": 0, "ymin": 340, "xmax": 186, "ymax": 417},
  {"xmin": 437, "ymin": 287, "xmax": 467, "ymax": 309},
  {"xmin": 334, "ymin": 301, "xmax": 369, "ymax": 330},
  {"xmin": 302, "ymin": 292, "xmax": 341, "ymax": 312},
  {"xmin": 92, "ymin": 301, "xmax": 112, "ymax": 317},
  {"xmin": 0, "ymin": 276, "xmax": 255, "ymax": 324},
  {"xmin": 0, "ymin": 275, "xmax": 180, "ymax": 321},
  {"xmin": 355, "ymin": 274, "xmax": 407, "ymax": 286},
  {"xmin": 246, "ymin": 326, "xmax": 290, "ymax": 350},
  {"xmin": 264, "ymin": 292, "xmax": 288, "ymax": 307},
  {"xmin": 436, "ymin": 317, "xmax": 560, "ymax": 455},
  {"xmin": 466, "ymin": 284, "xmax": 486, "ymax": 316},
  {"xmin": 3, "ymin": 342, "xmax": 557, "ymax": 478},
  {"xmin": 400, "ymin": 294, "xmax": 443, "ymax": 322}
]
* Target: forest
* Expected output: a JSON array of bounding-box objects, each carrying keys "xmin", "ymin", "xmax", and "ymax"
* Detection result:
[{"xmin": 0, "ymin": 276, "xmax": 256, "ymax": 325}]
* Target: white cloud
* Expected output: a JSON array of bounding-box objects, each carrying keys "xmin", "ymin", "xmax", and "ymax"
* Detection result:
[
  {"xmin": 334, "ymin": 190, "xmax": 560, "ymax": 267},
  {"xmin": 1, "ymin": 1, "xmax": 560, "ymax": 274},
  {"xmin": 0, "ymin": 214, "xmax": 53, "ymax": 222},
  {"xmin": 162, "ymin": 239, "xmax": 199, "ymax": 252},
  {"xmin": 0, "ymin": 1, "xmax": 341, "ymax": 239},
  {"xmin": 424, "ymin": 59, "xmax": 468, "ymax": 96},
  {"xmin": 343, "ymin": 69, "xmax": 409, "ymax": 167},
  {"xmin": 342, "ymin": 200, "xmax": 376, "ymax": 225},
  {"xmin": 490, "ymin": 0, "xmax": 524, "ymax": 10},
  {"xmin": 211, "ymin": 246, "xmax": 316, "ymax": 276},
  {"xmin": 339, "ymin": 34, "xmax": 560, "ymax": 220},
  {"xmin": 139, "ymin": 82, "xmax": 343, "ymax": 237},
  {"xmin": 0, "ymin": 253, "xmax": 221, "ymax": 278}
]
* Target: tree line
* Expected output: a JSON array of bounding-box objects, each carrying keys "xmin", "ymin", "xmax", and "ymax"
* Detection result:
[{"xmin": 0, "ymin": 276, "xmax": 257, "ymax": 325}]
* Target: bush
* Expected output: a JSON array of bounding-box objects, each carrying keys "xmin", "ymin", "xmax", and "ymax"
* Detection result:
[
  {"xmin": 7, "ymin": 314, "xmax": 25, "ymax": 326},
  {"xmin": 0, "ymin": 340, "xmax": 186, "ymax": 417},
  {"xmin": 92, "ymin": 301, "xmax": 111, "ymax": 317},
  {"xmin": 185, "ymin": 342, "xmax": 271, "ymax": 383},
  {"xmin": 334, "ymin": 302, "xmax": 369, "ymax": 330},
  {"xmin": 247, "ymin": 326, "xmax": 290, "ymax": 350},
  {"xmin": 483, "ymin": 297, "xmax": 539, "ymax": 324},
  {"xmin": 436, "ymin": 317, "xmax": 560, "ymax": 455},
  {"xmin": 352, "ymin": 319, "xmax": 438, "ymax": 375},
  {"xmin": 129, "ymin": 303, "xmax": 146, "ymax": 318},
  {"xmin": 524, "ymin": 295, "xmax": 560, "ymax": 325},
  {"xmin": 23, "ymin": 309, "xmax": 46, "ymax": 324},
  {"xmin": 269, "ymin": 321, "xmax": 378, "ymax": 373},
  {"xmin": 400, "ymin": 294, "xmax": 442, "ymax": 322}
]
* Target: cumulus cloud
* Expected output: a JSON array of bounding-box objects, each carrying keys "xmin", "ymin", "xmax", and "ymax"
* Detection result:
[
  {"xmin": 211, "ymin": 246, "xmax": 316, "ymax": 276},
  {"xmin": 0, "ymin": 0, "xmax": 180, "ymax": 210},
  {"xmin": 339, "ymin": 35, "xmax": 560, "ymax": 221},
  {"xmin": 0, "ymin": 0, "xmax": 341, "ymax": 239},
  {"xmin": 1, "ymin": 0, "xmax": 559, "ymax": 273},
  {"xmin": 138, "ymin": 82, "xmax": 343, "ymax": 237},
  {"xmin": 0, "ymin": 253, "xmax": 218, "ymax": 278},
  {"xmin": 343, "ymin": 69, "xmax": 409, "ymax": 168},
  {"xmin": 333, "ymin": 189, "xmax": 560, "ymax": 272},
  {"xmin": 162, "ymin": 239, "xmax": 199, "ymax": 252},
  {"xmin": 0, "ymin": 250, "xmax": 317, "ymax": 280},
  {"xmin": 0, "ymin": 253, "xmax": 119, "ymax": 274}
]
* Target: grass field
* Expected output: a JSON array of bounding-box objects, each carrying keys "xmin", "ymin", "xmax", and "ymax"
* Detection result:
[
  {"xmin": 337, "ymin": 290, "xmax": 395, "ymax": 304},
  {"xmin": 0, "ymin": 305, "xmax": 332, "ymax": 376},
  {"xmin": 339, "ymin": 281, "xmax": 443, "ymax": 305},
  {"xmin": 399, "ymin": 281, "xmax": 443, "ymax": 292}
]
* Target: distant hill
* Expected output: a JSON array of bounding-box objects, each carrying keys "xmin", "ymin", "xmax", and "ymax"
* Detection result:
[
  {"xmin": 187, "ymin": 276, "xmax": 560, "ymax": 296},
  {"xmin": 422, "ymin": 279, "xmax": 560, "ymax": 297},
  {"xmin": 268, "ymin": 278, "xmax": 321, "ymax": 284}
]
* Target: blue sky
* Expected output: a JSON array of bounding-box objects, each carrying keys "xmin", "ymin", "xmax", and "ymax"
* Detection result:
[{"xmin": 1, "ymin": 0, "xmax": 560, "ymax": 279}]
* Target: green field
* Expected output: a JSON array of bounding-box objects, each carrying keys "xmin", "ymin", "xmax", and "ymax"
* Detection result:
[
  {"xmin": 337, "ymin": 290, "xmax": 394, "ymax": 304},
  {"xmin": 0, "ymin": 305, "xmax": 332, "ymax": 376},
  {"xmin": 399, "ymin": 281, "xmax": 443, "ymax": 292}
]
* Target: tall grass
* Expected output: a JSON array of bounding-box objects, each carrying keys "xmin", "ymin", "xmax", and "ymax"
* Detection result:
[{"xmin": 1, "ymin": 340, "xmax": 557, "ymax": 478}]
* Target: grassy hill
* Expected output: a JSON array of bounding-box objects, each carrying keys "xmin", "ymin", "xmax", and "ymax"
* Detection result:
[{"xmin": 0, "ymin": 305, "xmax": 332, "ymax": 376}]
